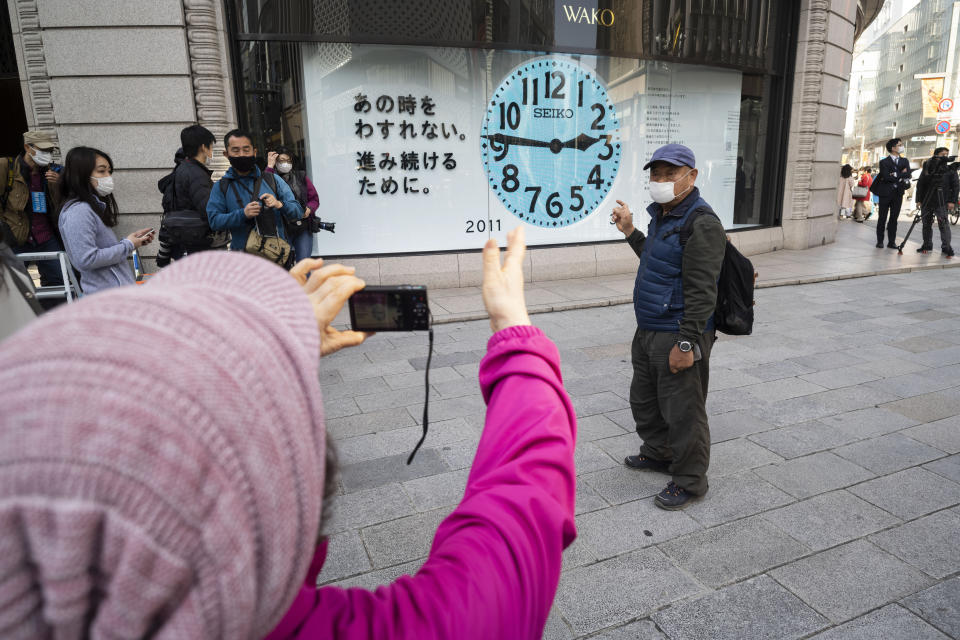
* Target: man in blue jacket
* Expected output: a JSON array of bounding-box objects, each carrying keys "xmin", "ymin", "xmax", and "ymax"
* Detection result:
[
  {"xmin": 207, "ymin": 129, "xmax": 302, "ymax": 255},
  {"xmin": 870, "ymin": 137, "xmax": 912, "ymax": 248},
  {"xmin": 610, "ymin": 144, "xmax": 726, "ymax": 510}
]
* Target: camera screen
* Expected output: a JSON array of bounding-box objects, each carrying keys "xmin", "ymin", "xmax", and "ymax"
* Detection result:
[{"xmin": 351, "ymin": 291, "xmax": 405, "ymax": 330}]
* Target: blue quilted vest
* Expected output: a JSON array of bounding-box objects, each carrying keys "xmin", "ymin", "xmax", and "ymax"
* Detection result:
[{"xmin": 633, "ymin": 189, "xmax": 715, "ymax": 333}]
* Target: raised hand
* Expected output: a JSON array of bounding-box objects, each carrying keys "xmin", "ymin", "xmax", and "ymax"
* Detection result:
[{"xmin": 482, "ymin": 227, "xmax": 531, "ymax": 333}]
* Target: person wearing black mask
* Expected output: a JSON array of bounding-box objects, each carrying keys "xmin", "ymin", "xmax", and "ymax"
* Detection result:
[
  {"xmin": 206, "ymin": 129, "xmax": 302, "ymax": 255},
  {"xmin": 869, "ymin": 138, "xmax": 912, "ymax": 248}
]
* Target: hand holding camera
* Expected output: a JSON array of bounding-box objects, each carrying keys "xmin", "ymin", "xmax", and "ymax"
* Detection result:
[
  {"xmin": 261, "ymin": 193, "xmax": 282, "ymax": 209},
  {"xmin": 290, "ymin": 258, "xmax": 372, "ymax": 356},
  {"xmin": 244, "ymin": 201, "xmax": 261, "ymax": 218}
]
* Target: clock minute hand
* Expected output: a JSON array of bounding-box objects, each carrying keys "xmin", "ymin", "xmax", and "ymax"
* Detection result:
[
  {"xmin": 561, "ymin": 133, "xmax": 602, "ymax": 151},
  {"xmin": 483, "ymin": 133, "xmax": 553, "ymax": 149}
]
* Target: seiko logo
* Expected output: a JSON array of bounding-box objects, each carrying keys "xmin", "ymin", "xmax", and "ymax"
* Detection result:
[
  {"xmin": 562, "ymin": 5, "xmax": 615, "ymax": 27},
  {"xmin": 534, "ymin": 107, "xmax": 574, "ymax": 118}
]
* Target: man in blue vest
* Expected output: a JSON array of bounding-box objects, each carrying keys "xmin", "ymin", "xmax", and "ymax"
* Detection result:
[{"xmin": 610, "ymin": 144, "xmax": 726, "ymax": 510}]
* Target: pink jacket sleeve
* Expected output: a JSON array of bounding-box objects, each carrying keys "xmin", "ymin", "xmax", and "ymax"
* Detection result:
[{"xmin": 265, "ymin": 325, "xmax": 577, "ymax": 639}]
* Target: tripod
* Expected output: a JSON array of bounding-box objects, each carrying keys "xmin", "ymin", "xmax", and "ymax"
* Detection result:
[{"xmin": 897, "ymin": 174, "xmax": 949, "ymax": 256}]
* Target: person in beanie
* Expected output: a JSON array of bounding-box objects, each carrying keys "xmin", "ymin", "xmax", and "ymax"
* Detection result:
[
  {"xmin": 0, "ymin": 227, "xmax": 578, "ymax": 639},
  {"xmin": 610, "ymin": 144, "xmax": 726, "ymax": 510}
]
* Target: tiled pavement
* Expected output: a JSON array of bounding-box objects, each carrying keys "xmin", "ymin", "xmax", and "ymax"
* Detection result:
[{"xmin": 318, "ymin": 225, "xmax": 960, "ymax": 638}]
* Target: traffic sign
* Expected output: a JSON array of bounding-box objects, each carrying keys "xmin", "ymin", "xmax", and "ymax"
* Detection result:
[
  {"xmin": 937, "ymin": 120, "xmax": 952, "ymax": 134},
  {"xmin": 940, "ymin": 97, "xmax": 954, "ymax": 112}
]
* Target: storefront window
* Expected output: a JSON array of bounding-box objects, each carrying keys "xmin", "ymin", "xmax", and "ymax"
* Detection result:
[{"xmin": 226, "ymin": 1, "xmax": 798, "ymax": 255}]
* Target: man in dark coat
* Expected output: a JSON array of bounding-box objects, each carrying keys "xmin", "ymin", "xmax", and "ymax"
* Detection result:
[
  {"xmin": 870, "ymin": 137, "xmax": 912, "ymax": 248},
  {"xmin": 156, "ymin": 125, "xmax": 228, "ymax": 267},
  {"xmin": 915, "ymin": 147, "xmax": 959, "ymax": 256}
]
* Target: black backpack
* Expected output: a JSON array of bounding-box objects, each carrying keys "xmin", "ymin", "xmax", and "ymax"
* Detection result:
[
  {"xmin": 158, "ymin": 167, "xmax": 214, "ymax": 250},
  {"xmin": 679, "ymin": 208, "xmax": 756, "ymax": 336}
]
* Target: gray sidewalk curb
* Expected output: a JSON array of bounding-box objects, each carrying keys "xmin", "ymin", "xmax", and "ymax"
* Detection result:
[{"xmin": 427, "ymin": 259, "xmax": 960, "ymax": 325}]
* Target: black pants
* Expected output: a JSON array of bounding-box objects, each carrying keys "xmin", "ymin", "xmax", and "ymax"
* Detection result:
[
  {"xmin": 629, "ymin": 328, "xmax": 714, "ymax": 496},
  {"xmin": 877, "ymin": 193, "xmax": 903, "ymax": 246},
  {"xmin": 921, "ymin": 206, "xmax": 953, "ymax": 251}
]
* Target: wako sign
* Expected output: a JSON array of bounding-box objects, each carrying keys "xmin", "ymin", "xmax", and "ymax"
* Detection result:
[{"xmin": 560, "ymin": 4, "xmax": 615, "ymax": 27}]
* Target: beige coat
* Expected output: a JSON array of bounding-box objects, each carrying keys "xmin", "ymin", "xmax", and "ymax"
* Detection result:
[{"xmin": 837, "ymin": 175, "xmax": 856, "ymax": 209}]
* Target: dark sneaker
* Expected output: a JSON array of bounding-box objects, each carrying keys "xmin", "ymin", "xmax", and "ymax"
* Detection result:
[
  {"xmin": 945, "ymin": 247, "xmax": 955, "ymax": 258},
  {"xmin": 887, "ymin": 243, "xmax": 898, "ymax": 249},
  {"xmin": 876, "ymin": 242, "xmax": 884, "ymax": 248},
  {"xmin": 624, "ymin": 455, "xmax": 670, "ymax": 472},
  {"xmin": 654, "ymin": 482, "xmax": 700, "ymax": 510},
  {"xmin": 917, "ymin": 245, "xmax": 933, "ymax": 253}
]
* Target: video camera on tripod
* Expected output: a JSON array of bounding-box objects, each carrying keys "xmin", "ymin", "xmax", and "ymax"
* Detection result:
[
  {"xmin": 897, "ymin": 153, "xmax": 960, "ymax": 255},
  {"xmin": 924, "ymin": 154, "xmax": 960, "ymax": 177}
]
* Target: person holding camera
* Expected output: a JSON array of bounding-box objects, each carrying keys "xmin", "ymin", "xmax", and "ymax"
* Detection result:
[
  {"xmin": 0, "ymin": 227, "xmax": 579, "ymax": 639},
  {"xmin": 870, "ymin": 138, "xmax": 912, "ymax": 248},
  {"xmin": 206, "ymin": 129, "xmax": 303, "ymax": 264},
  {"xmin": 915, "ymin": 147, "xmax": 958, "ymax": 257},
  {"xmin": 266, "ymin": 146, "xmax": 320, "ymax": 262}
]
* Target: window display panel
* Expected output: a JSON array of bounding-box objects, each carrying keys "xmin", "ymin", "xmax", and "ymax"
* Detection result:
[{"xmin": 301, "ymin": 43, "xmax": 743, "ymax": 255}]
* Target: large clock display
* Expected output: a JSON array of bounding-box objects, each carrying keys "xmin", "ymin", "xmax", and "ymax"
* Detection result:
[{"xmin": 481, "ymin": 58, "xmax": 621, "ymax": 228}]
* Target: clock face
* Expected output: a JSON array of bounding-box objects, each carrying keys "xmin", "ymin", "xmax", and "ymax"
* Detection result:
[{"xmin": 481, "ymin": 58, "xmax": 621, "ymax": 228}]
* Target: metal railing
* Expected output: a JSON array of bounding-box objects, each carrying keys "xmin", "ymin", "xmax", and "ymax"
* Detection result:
[{"xmin": 16, "ymin": 251, "xmax": 83, "ymax": 303}]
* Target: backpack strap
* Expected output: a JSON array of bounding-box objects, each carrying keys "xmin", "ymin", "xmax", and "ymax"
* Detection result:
[{"xmin": 678, "ymin": 206, "xmax": 720, "ymax": 246}]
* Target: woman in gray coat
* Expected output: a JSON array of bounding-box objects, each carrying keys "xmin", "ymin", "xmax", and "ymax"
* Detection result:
[{"xmin": 58, "ymin": 147, "xmax": 153, "ymax": 295}]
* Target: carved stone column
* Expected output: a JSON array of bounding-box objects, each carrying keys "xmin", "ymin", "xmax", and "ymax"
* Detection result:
[
  {"xmin": 183, "ymin": 0, "xmax": 237, "ymax": 176},
  {"xmin": 12, "ymin": 0, "xmax": 57, "ymax": 142},
  {"xmin": 781, "ymin": 0, "xmax": 851, "ymax": 250}
]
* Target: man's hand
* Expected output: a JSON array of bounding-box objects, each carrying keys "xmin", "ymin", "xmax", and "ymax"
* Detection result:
[
  {"xmin": 266, "ymin": 151, "xmax": 278, "ymax": 168},
  {"xmin": 611, "ymin": 199, "xmax": 636, "ymax": 237},
  {"xmin": 261, "ymin": 193, "xmax": 282, "ymax": 209},
  {"xmin": 244, "ymin": 201, "xmax": 261, "ymax": 218},
  {"xmin": 290, "ymin": 258, "xmax": 373, "ymax": 356},
  {"xmin": 482, "ymin": 227, "xmax": 531, "ymax": 333},
  {"xmin": 669, "ymin": 344, "xmax": 695, "ymax": 374},
  {"xmin": 45, "ymin": 170, "xmax": 59, "ymax": 184}
]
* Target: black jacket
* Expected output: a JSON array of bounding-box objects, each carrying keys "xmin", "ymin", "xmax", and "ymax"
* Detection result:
[
  {"xmin": 159, "ymin": 153, "xmax": 213, "ymax": 215},
  {"xmin": 870, "ymin": 155, "xmax": 911, "ymax": 198},
  {"xmin": 916, "ymin": 157, "xmax": 960, "ymax": 208}
]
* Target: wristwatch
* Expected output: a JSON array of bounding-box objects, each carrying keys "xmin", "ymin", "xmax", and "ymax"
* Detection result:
[{"xmin": 677, "ymin": 340, "xmax": 693, "ymax": 353}]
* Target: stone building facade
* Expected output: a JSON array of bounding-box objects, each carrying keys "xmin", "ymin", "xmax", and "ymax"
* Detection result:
[{"xmin": 5, "ymin": 0, "xmax": 882, "ymax": 281}]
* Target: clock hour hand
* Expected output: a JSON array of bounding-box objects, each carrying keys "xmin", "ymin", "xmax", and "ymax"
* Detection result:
[{"xmin": 561, "ymin": 133, "xmax": 603, "ymax": 151}]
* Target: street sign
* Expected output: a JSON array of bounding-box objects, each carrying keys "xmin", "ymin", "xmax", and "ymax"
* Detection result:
[
  {"xmin": 940, "ymin": 97, "xmax": 955, "ymax": 112},
  {"xmin": 936, "ymin": 120, "xmax": 952, "ymax": 134}
]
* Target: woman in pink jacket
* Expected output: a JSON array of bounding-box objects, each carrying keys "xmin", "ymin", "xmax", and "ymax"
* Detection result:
[{"xmin": 0, "ymin": 228, "xmax": 577, "ymax": 639}]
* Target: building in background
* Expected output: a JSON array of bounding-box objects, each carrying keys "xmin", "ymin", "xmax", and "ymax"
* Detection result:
[
  {"xmin": 4, "ymin": 1, "xmax": 882, "ymax": 284},
  {"xmin": 844, "ymin": 0, "xmax": 960, "ymax": 168}
]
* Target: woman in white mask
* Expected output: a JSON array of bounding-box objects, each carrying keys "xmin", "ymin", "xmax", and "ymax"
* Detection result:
[
  {"xmin": 266, "ymin": 146, "xmax": 320, "ymax": 262},
  {"xmin": 57, "ymin": 147, "xmax": 154, "ymax": 295}
]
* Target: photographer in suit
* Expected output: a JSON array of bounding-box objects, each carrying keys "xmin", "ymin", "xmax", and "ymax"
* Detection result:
[
  {"xmin": 915, "ymin": 147, "xmax": 958, "ymax": 257},
  {"xmin": 870, "ymin": 138, "xmax": 912, "ymax": 248}
]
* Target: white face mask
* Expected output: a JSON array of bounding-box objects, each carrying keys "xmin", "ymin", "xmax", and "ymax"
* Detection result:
[
  {"xmin": 32, "ymin": 148, "xmax": 53, "ymax": 166},
  {"xmin": 276, "ymin": 162, "xmax": 293, "ymax": 174},
  {"xmin": 93, "ymin": 175, "xmax": 114, "ymax": 197},
  {"xmin": 895, "ymin": 146, "xmax": 904, "ymax": 154},
  {"xmin": 649, "ymin": 169, "xmax": 693, "ymax": 204}
]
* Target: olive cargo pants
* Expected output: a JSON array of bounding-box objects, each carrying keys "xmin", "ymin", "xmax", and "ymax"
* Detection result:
[{"xmin": 629, "ymin": 328, "xmax": 714, "ymax": 496}]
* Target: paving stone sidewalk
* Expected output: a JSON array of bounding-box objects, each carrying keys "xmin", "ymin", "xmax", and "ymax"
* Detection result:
[{"xmin": 318, "ymin": 266, "xmax": 960, "ymax": 639}]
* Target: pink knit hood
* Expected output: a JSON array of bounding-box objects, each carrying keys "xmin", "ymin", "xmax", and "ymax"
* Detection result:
[{"xmin": 0, "ymin": 252, "xmax": 326, "ymax": 639}]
